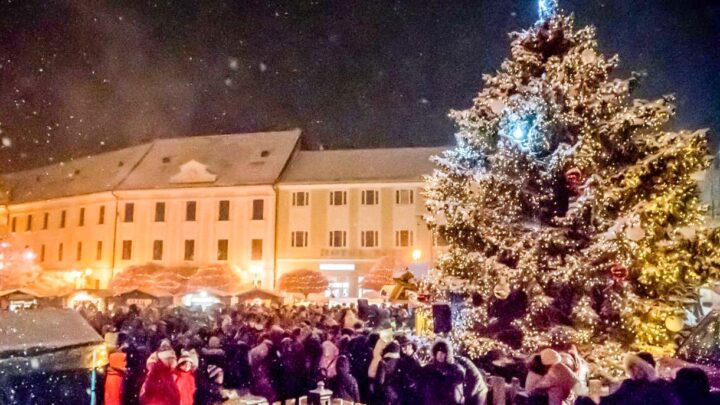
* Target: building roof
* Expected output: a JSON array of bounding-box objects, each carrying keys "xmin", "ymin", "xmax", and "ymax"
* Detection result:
[
  {"xmin": 2, "ymin": 144, "xmax": 152, "ymax": 204},
  {"xmin": 1, "ymin": 129, "xmax": 301, "ymax": 203},
  {"xmin": 116, "ymin": 129, "xmax": 300, "ymax": 190},
  {"xmin": 279, "ymin": 146, "xmax": 448, "ymax": 185},
  {"xmin": 0, "ymin": 308, "xmax": 103, "ymax": 354}
]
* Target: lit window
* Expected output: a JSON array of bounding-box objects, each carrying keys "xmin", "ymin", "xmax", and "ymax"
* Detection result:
[
  {"xmin": 361, "ymin": 230, "xmax": 379, "ymax": 247},
  {"xmin": 291, "ymin": 231, "xmax": 308, "ymax": 248},
  {"xmin": 395, "ymin": 230, "xmax": 414, "ymax": 247},
  {"xmin": 395, "ymin": 189, "xmax": 414, "ymax": 205},
  {"xmin": 361, "ymin": 190, "xmax": 379, "ymax": 205},
  {"xmin": 329, "ymin": 191, "xmax": 347, "ymax": 206},
  {"xmin": 292, "ymin": 192, "xmax": 309, "ymax": 206},
  {"xmin": 251, "ymin": 239, "xmax": 263, "ymax": 260},
  {"xmin": 217, "ymin": 239, "xmax": 229, "ymax": 261},
  {"xmin": 329, "ymin": 230, "xmax": 347, "ymax": 247}
]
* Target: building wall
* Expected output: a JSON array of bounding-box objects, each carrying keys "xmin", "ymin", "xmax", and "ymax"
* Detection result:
[
  {"xmin": 276, "ymin": 182, "xmax": 437, "ymax": 297},
  {"xmin": 5, "ymin": 186, "xmax": 277, "ymax": 289}
]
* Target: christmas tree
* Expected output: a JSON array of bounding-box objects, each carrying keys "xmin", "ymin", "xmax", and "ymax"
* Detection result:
[{"xmin": 424, "ymin": 0, "xmax": 720, "ymax": 370}]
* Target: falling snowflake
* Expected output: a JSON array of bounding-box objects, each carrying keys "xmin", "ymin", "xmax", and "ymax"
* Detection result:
[
  {"xmin": 1, "ymin": 137, "xmax": 11, "ymax": 147},
  {"xmin": 259, "ymin": 62, "xmax": 268, "ymax": 72}
]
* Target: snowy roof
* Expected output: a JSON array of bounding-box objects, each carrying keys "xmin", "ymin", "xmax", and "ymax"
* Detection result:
[
  {"xmin": 279, "ymin": 146, "xmax": 448, "ymax": 184},
  {"xmin": 1, "ymin": 129, "xmax": 301, "ymax": 203},
  {"xmin": 2, "ymin": 144, "xmax": 152, "ymax": 204},
  {"xmin": 116, "ymin": 129, "xmax": 300, "ymax": 190},
  {"xmin": 0, "ymin": 309, "xmax": 103, "ymax": 355}
]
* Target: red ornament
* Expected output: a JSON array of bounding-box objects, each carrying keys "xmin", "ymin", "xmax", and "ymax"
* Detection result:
[
  {"xmin": 609, "ymin": 263, "xmax": 629, "ymax": 281},
  {"xmin": 564, "ymin": 168, "xmax": 583, "ymax": 196}
]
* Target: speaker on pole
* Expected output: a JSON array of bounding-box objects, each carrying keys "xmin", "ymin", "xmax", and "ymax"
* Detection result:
[{"xmin": 432, "ymin": 303, "xmax": 452, "ymax": 334}]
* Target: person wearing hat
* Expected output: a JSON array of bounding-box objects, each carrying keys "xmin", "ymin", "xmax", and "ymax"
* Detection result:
[
  {"xmin": 376, "ymin": 341, "xmax": 403, "ymax": 404},
  {"xmin": 420, "ymin": 339, "xmax": 466, "ymax": 405},
  {"xmin": 534, "ymin": 349, "xmax": 578, "ymax": 405},
  {"xmin": 104, "ymin": 347, "xmax": 127, "ymax": 405},
  {"xmin": 140, "ymin": 347, "xmax": 180, "ymax": 405},
  {"xmin": 174, "ymin": 349, "xmax": 198, "ymax": 405}
]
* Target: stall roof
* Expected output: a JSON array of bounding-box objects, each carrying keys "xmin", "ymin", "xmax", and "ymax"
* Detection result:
[
  {"xmin": 0, "ymin": 309, "xmax": 103, "ymax": 355},
  {"xmin": 236, "ymin": 288, "xmax": 284, "ymax": 302}
]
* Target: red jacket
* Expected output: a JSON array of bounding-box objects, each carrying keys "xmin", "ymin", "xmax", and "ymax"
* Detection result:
[
  {"xmin": 174, "ymin": 369, "xmax": 196, "ymax": 405},
  {"xmin": 104, "ymin": 352, "xmax": 126, "ymax": 405},
  {"xmin": 140, "ymin": 362, "xmax": 181, "ymax": 405}
]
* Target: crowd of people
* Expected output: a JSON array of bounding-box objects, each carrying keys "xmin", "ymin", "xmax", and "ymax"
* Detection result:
[{"xmin": 75, "ymin": 301, "xmax": 720, "ymax": 405}]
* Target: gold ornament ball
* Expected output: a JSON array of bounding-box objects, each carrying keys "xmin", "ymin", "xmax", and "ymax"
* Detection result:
[
  {"xmin": 494, "ymin": 282, "xmax": 510, "ymax": 300},
  {"xmin": 665, "ymin": 313, "xmax": 685, "ymax": 332}
]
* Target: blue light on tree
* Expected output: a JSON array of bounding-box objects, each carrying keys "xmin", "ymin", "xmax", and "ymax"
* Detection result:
[
  {"xmin": 538, "ymin": 0, "xmax": 558, "ymax": 21},
  {"xmin": 500, "ymin": 110, "xmax": 554, "ymax": 156}
]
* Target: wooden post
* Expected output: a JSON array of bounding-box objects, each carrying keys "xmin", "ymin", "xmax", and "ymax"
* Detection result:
[{"xmin": 491, "ymin": 376, "xmax": 506, "ymax": 405}]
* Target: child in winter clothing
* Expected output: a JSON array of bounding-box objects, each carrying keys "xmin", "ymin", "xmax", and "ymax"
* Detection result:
[
  {"xmin": 174, "ymin": 349, "xmax": 198, "ymax": 405},
  {"xmin": 139, "ymin": 349, "xmax": 180, "ymax": 405},
  {"xmin": 104, "ymin": 350, "xmax": 126, "ymax": 405}
]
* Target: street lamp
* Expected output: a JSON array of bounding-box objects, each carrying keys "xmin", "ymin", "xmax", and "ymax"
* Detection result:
[{"xmin": 412, "ymin": 249, "xmax": 422, "ymax": 262}]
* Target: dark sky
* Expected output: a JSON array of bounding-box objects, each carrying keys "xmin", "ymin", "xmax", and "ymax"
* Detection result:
[{"xmin": 1, "ymin": 0, "xmax": 719, "ymax": 172}]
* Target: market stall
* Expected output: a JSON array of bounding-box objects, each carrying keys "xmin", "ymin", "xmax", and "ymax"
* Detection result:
[
  {"xmin": 234, "ymin": 287, "xmax": 284, "ymax": 306},
  {"xmin": 110, "ymin": 288, "xmax": 173, "ymax": 308},
  {"xmin": 0, "ymin": 308, "xmax": 107, "ymax": 404}
]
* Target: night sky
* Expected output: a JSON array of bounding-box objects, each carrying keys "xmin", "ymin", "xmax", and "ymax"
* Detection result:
[{"xmin": 1, "ymin": 0, "xmax": 719, "ymax": 172}]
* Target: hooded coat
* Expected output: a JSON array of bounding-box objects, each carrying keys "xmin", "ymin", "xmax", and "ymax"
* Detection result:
[
  {"xmin": 376, "ymin": 350, "xmax": 403, "ymax": 405},
  {"xmin": 278, "ymin": 338, "xmax": 306, "ymax": 400},
  {"xmin": 421, "ymin": 340, "xmax": 466, "ymax": 405},
  {"xmin": 139, "ymin": 361, "xmax": 181, "ymax": 405},
  {"xmin": 330, "ymin": 355, "xmax": 361, "ymax": 403},
  {"xmin": 249, "ymin": 339, "xmax": 279, "ymax": 403},
  {"xmin": 320, "ymin": 340, "xmax": 340, "ymax": 378},
  {"xmin": 174, "ymin": 350, "xmax": 198, "ymax": 405}
]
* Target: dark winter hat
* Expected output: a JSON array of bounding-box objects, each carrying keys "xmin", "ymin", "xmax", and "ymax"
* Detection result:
[
  {"xmin": 432, "ymin": 340, "xmax": 450, "ymax": 355},
  {"xmin": 383, "ymin": 341, "xmax": 401, "ymax": 355}
]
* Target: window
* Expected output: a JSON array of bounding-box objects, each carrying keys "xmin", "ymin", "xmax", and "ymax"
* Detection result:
[
  {"xmin": 185, "ymin": 201, "xmax": 196, "ymax": 221},
  {"xmin": 154, "ymin": 202, "xmax": 165, "ymax": 222},
  {"xmin": 361, "ymin": 230, "xmax": 379, "ymax": 248},
  {"xmin": 11, "ymin": 217, "xmax": 16, "ymax": 232},
  {"xmin": 124, "ymin": 203, "xmax": 134, "ymax": 222},
  {"xmin": 122, "ymin": 240, "xmax": 132, "ymax": 260},
  {"xmin": 153, "ymin": 240, "xmax": 163, "ymax": 261},
  {"xmin": 291, "ymin": 231, "xmax": 308, "ymax": 248},
  {"xmin": 40, "ymin": 245, "xmax": 45, "ymax": 262},
  {"xmin": 58, "ymin": 243, "xmax": 64, "ymax": 261},
  {"xmin": 361, "ymin": 190, "xmax": 379, "ymax": 205},
  {"xmin": 395, "ymin": 230, "xmax": 414, "ymax": 247},
  {"xmin": 252, "ymin": 199, "xmax": 264, "ymax": 220},
  {"xmin": 292, "ymin": 192, "xmax": 309, "ymax": 206},
  {"xmin": 96, "ymin": 241, "xmax": 103, "ymax": 261},
  {"xmin": 329, "ymin": 191, "xmax": 347, "ymax": 206},
  {"xmin": 251, "ymin": 239, "xmax": 263, "ymax": 260},
  {"xmin": 76, "ymin": 242, "xmax": 82, "ymax": 261},
  {"xmin": 329, "ymin": 230, "xmax": 347, "ymax": 247},
  {"xmin": 184, "ymin": 240, "xmax": 195, "ymax": 261},
  {"xmin": 79, "ymin": 208, "xmax": 85, "ymax": 226},
  {"xmin": 26, "ymin": 215, "xmax": 32, "ymax": 231},
  {"xmin": 218, "ymin": 200, "xmax": 230, "ymax": 221},
  {"xmin": 326, "ymin": 281, "xmax": 350, "ymax": 298},
  {"xmin": 396, "ymin": 189, "xmax": 414, "ymax": 205},
  {"xmin": 60, "ymin": 210, "xmax": 66, "ymax": 228},
  {"xmin": 98, "ymin": 206, "xmax": 105, "ymax": 225},
  {"xmin": 217, "ymin": 239, "xmax": 228, "ymax": 261},
  {"xmin": 43, "ymin": 213, "xmax": 49, "ymax": 230}
]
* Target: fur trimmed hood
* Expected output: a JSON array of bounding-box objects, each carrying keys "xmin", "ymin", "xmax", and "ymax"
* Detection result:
[{"xmin": 431, "ymin": 338, "xmax": 455, "ymax": 363}]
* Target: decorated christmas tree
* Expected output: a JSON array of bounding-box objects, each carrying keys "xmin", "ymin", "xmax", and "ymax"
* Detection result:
[{"xmin": 424, "ymin": 0, "xmax": 720, "ymax": 369}]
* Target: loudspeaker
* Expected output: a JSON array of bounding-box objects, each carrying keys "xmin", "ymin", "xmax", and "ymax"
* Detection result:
[
  {"xmin": 357, "ymin": 299, "xmax": 369, "ymax": 320},
  {"xmin": 432, "ymin": 303, "xmax": 452, "ymax": 334}
]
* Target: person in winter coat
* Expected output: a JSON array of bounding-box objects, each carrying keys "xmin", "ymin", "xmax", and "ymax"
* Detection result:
[
  {"xmin": 421, "ymin": 339, "xmax": 466, "ymax": 405},
  {"xmin": 347, "ymin": 333, "xmax": 374, "ymax": 403},
  {"xmin": 123, "ymin": 342, "xmax": 150, "ymax": 405},
  {"xmin": 249, "ymin": 337, "xmax": 279, "ymax": 402},
  {"xmin": 533, "ymin": 360, "xmax": 577, "ymax": 405},
  {"xmin": 195, "ymin": 362, "xmax": 225, "ymax": 405},
  {"xmin": 174, "ymin": 349, "xmax": 198, "ymax": 405},
  {"xmin": 319, "ymin": 339, "xmax": 340, "ymax": 379},
  {"xmin": 139, "ymin": 349, "xmax": 180, "ymax": 405},
  {"xmin": 601, "ymin": 352, "xmax": 675, "ymax": 405},
  {"xmin": 329, "ymin": 355, "xmax": 361, "ymax": 403},
  {"xmin": 104, "ymin": 350, "xmax": 127, "ymax": 405},
  {"xmin": 396, "ymin": 340, "xmax": 422, "ymax": 405},
  {"xmin": 278, "ymin": 337, "xmax": 306, "ymax": 400},
  {"xmin": 455, "ymin": 355, "xmax": 488, "ymax": 405},
  {"xmin": 525, "ymin": 349, "xmax": 556, "ymax": 392},
  {"xmin": 376, "ymin": 342, "xmax": 403, "ymax": 405},
  {"xmin": 225, "ymin": 341, "xmax": 252, "ymax": 391}
]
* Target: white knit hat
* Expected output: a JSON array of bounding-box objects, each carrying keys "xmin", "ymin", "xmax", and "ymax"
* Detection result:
[{"xmin": 540, "ymin": 348, "xmax": 561, "ymax": 366}]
